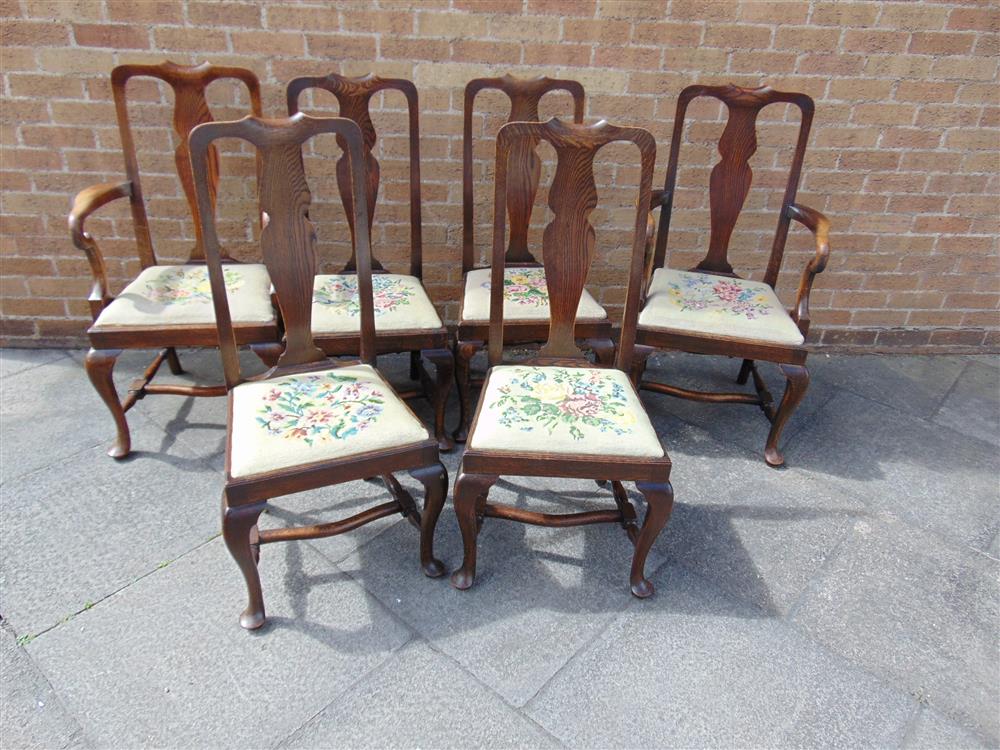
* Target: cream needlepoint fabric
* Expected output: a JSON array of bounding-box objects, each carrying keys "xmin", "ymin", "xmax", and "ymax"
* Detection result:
[
  {"xmin": 638, "ymin": 268, "xmax": 804, "ymax": 346},
  {"xmin": 469, "ymin": 365, "xmax": 663, "ymax": 458},
  {"xmin": 229, "ymin": 364, "xmax": 429, "ymax": 479},
  {"xmin": 311, "ymin": 273, "xmax": 443, "ymax": 334},
  {"xmin": 92, "ymin": 264, "xmax": 275, "ymax": 329},
  {"xmin": 461, "ymin": 267, "xmax": 607, "ymax": 322}
]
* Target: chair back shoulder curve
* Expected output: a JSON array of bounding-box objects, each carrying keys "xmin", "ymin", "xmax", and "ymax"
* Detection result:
[
  {"xmin": 111, "ymin": 61, "xmax": 263, "ymax": 266},
  {"xmin": 286, "ymin": 73, "xmax": 422, "ymax": 278},
  {"xmin": 487, "ymin": 118, "xmax": 655, "ymax": 372},
  {"xmin": 655, "ymin": 83, "xmax": 814, "ymax": 288},
  {"xmin": 463, "ymin": 74, "xmax": 586, "ymax": 271},
  {"xmin": 189, "ymin": 114, "xmax": 377, "ymax": 390}
]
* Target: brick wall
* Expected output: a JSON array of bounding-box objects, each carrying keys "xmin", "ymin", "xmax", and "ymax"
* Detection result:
[{"xmin": 1, "ymin": 0, "xmax": 998, "ymax": 351}]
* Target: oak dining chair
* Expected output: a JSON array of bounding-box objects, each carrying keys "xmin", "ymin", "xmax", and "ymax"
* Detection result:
[
  {"xmin": 189, "ymin": 113, "xmax": 447, "ymax": 630},
  {"xmin": 286, "ymin": 73, "xmax": 455, "ymax": 451},
  {"xmin": 633, "ymin": 84, "xmax": 831, "ymax": 467},
  {"xmin": 439, "ymin": 117, "xmax": 675, "ymax": 599},
  {"xmin": 71, "ymin": 61, "xmax": 279, "ymax": 459},
  {"xmin": 454, "ymin": 74, "xmax": 616, "ymax": 442}
]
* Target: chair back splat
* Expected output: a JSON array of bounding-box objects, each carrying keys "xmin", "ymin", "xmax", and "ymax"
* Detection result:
[
  {"xmin": 656, "ymin": 84, "xmax": 814, "ymax": 287},
  {"xmin": 189, "ymin": 115, "xmax": 376, "ymax": 390},
  {"xmin": 286, "ymin": 73, "xmax": 422, "ymax": 277},
  {"xmin": 111, "ymin": 61, "xmax": 263, "ymax": 266},
  {"xmin": 463, "ymin": 75, "xmax": 585, "ymax": 271},
  {"xmin": 487, "ymin": 118, "xmax": 656, "ymax": 369}
]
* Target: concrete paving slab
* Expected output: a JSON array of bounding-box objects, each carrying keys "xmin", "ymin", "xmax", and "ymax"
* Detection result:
[
  {"xmin": 279, "ymin": 639, "xmax": 561, "ymax": 749},
  {"xmin": 658, "ymin": 415, "xmax": 863, "ymax": 614},
  {"xmin": 25, "ymin": 538, "xmax": 412, "ymax": 750},
  {"xmin": 338, "ymin": 478, "xmax": 667, "ymax": 707},
  {"xmin": 0, "ymin": 622, "xmax": 89, "ymax": 750},
  {"xmin": 786, "ymin": 390, "xmax": 1000, "ymax": 551},
  {"xmin": 933, "ymin": 360, "xmax": 1000, "ymax": 448},
  {"xmin": 527, "ymin": 563, "xmax": 915, "ymax": 749},
  {"xmin": 904, "ymin": 706, "xmax": 993, "ymax": 749},
  {"xmin": 791, "ymin": 516, "xmax": 999, "ymax": 742},
  {"xmin": 0, "ymin": 422, "xmax": 220, "ymax": 636},
  {"xmin": 0, "ymin": 348, "xmax": 69, "ymax": 379},
  {"xmin": 809, "ymin": 354, "xmax": 967, "ymax": 420}
]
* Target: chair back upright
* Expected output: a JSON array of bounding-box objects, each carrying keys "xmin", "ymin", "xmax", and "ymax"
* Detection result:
[
  {"xmin": 463, "ymin": 75, "xmax": 586, "ymax": 272},
  {"xmin": 286, "ymin": 73, "xmax": 422, "ymax": 278},
  {"xmin": 111, "ymin": 61, "xmax": 262, "ymax": 267},
  {"xmin": 487, "ymin": 118, "xmax": 655, "ymax": 372},
  {"xmin": 655, "ymin": 84, "xmax": 814, "ymax": 288},
  {"xmin": 189, "ymin": 115, "xmax": 376, "ymax": 391}
]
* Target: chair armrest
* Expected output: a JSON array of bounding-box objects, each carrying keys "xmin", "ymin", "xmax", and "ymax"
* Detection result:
[
  {"xmin": 787, "ymin": 202, "xmax": 831, "ymax": 336},
  {"xmin": 68, "ymin": 181, "xmax": 132, "ymax": 318}
]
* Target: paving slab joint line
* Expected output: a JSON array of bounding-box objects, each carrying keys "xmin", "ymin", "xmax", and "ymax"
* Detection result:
[{"xmin": 927, "ymin": 358, "xmax": 972, "ymax": 424}]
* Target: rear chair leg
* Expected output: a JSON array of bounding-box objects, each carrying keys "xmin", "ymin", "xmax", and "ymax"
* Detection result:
[
  {"xmin": 222, "ymin": 495, "xmax": 268, "ymax": 630},
  {"xmin": 736, "ymin": 358, "xmax": 753, "ymax": 385},
  {"xmin": 764, "ymin": 363, "xmax": 809, "ymax": 468},
  {"xmin": 250, "ymin": 341, "xmax": 284, "ymax": 368},
  {"xmin": 422, "ymin": 348, "xmax": 455, "ymax": 452},
  {"xmin": 630, "ymin": 344, "xmax": 655, "ymax": 389},
  {"xmin": 631, "ymin": 480, "xmax": 675, "ymax": 598},
  {"xmin": 589, "ymin": 338, "xmax": 616, "ymax": 367},
  {"xmin": 165, "ymin": 347, "xmax": 184, "ymax": 375},
  {"xmin": 85, "ymin": 347, "xmax": 131, "ymax": 459},
  {"xmin": 453, "ymin": 339, "xmax": 482, "ymax": 443},
  {"xmin": 410, "ymin": 462, "xmax": 449, "ymax": 578},
  {"xmin": 450, "ymin": 472, "xmax": 497, "ymax": 591}
]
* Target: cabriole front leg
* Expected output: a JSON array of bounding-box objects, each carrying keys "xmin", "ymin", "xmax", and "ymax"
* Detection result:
[
  {"xmin": 449, "ymin": 472, "xmax": 497, "ymax": 591},
  {"xmin": 410, "ymin": 462, "xmax": 449, "ymax": 578},
  {"xmin": 222, "ymin": 495, "xmax": 268, "ymax": 630},
  {"xmin": 631, "ymin": 480, "xmax": 675, "ymax": 598},
  {"xmin": 764, "ymin": 363, "xmax": 810, "ymax": 468},
  {"xmin": 84, "ymin": 347, "xmax": 130, "ymax": 459}
]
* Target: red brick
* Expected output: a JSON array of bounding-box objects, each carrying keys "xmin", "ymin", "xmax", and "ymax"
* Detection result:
[{"xmin": 73, "ymin": 23, "xmax": 148, "ymax": 49}]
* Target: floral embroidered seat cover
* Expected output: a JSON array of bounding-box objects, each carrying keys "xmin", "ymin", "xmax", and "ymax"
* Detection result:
[
  {"xmin": 310, "ymin": 273, "xmax": 443, "ymax": 333},
  {"xmin": 461, "ymin": 266, "xmax": 607, "ymax": 322},
  {"xmin": 638, "ymin": 268, "xmax": 804, "ymax": 346}
]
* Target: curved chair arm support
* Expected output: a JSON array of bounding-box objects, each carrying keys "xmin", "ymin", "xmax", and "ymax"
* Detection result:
[
  {"xmin": 787, "ymin": 202, "xmax": 831, "ymax": 336},
  {"xmin": 69, "ymin": 181, "xmax": 133, "ymax": 319}
]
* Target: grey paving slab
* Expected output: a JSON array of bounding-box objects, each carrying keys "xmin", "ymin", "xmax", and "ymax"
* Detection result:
[
  {"xmin": 0, "ymin": 622, "xmax": 89, "ymax": 750},
  {"xmin": 0, "ymin": 420, "xmax": 220, "ymax": 636},
  {"xmin": 809, "ymin": 354, "xmax": 968, "ymax": 420},
  {"xmin": 1, "ymin": 356, "xmax": 119, "ymax": 483},
  {"xmin": 934, "ymin": 360, "xmax": 1000, "ymax": 448},
  {"xmin": 904, "ymin": 706, "xmax": 994, "ymax": 749},
  {"xmin": 527, "ymin": 563, "xmax": 915, "ymax": 749},
  {"xmin": 0, "ymin": 348, "xmax": 69, "ymax": 379},
  {"xmin": 641, "ymin": 351, "xmax": 836, "ymax": 460},
  {"xmin": 279, "ymin": 639, "xmax": 561, "ymax": 749},
  {"xmin": 26, "ymin": 538, "xmax": 412, "ymax": 750},
  {"xmin": 338, "ymin": 477, "xmax": 666, "ymax": 707},
  {"xmin": 791, "ymin": 516, "xmax": 999, "ymax": 743},
  {"xmin": 655, "ymin": 414, "xmax": 863, "ymax": 615},
  {"xmin": 787, "ymin": 390, "xmax": 1000, "ymax": 551}
]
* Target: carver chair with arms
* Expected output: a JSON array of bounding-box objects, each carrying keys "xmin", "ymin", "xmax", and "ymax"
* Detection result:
[
  {"xmin": 634, "ymin": 84, "xmax": 831, "ymax": 467},
  {"xmin": 71, "ymin": 61, "xmax": 280, "ymax": 459},
  {"xmin": 442, "ymin": 117, "xmax": 675, "ymax": 598},
  {"xmin": 286, "ymin": 73, "xmax": 454, "ymax": 451},
  {"xmin": 189, "ymin": 113, "xmax": 447, "ymax": 630},
  {"xmin": 454, "ymin": 74, "xmax": 616, "ymax": 442}
]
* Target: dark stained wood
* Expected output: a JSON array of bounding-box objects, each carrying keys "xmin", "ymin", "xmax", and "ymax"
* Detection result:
[
  {"xmin": 189, "ymin": 113, "xmax": 447, "ymax": 630},
  {"xmin": 455, "ymin": 75, "xmax": 613, "ymax": 441},
  {"xmin": 434, "ymin": 118, "xmax": 675, "ymax": 599},
  {"xmin": 71, "ymin": 62, "xmax": 275, "ymax": 459},
  {"xmin": 287, "ymin": 73, "xmax": 454, "ymax": 451},
  {"xmin": 638, "ymin": 84, "xmax": 831, "ymax": 467}
]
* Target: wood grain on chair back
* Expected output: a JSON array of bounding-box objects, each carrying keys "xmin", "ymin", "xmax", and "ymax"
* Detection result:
[
  {"xmin": 189, "ymin": 115, "xmax": 376, "ymax": 390},
  {"xmin": 463, "ymin": 75, "xmax": 586, "ymax": 271},
  {"xmin": 487, "ymin": 118, "xmax": 655, "ymax": 372},
  {"xmin": 286, "ymin": 73, "xmax": 422, "ymax": 278},
  {"xmin": 655, "ymin": 84, "xmax": 814, "ymax": 288},
  {"xmin": 111, "ymin": 61, "xmax": 262, "ymax": 267}
]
